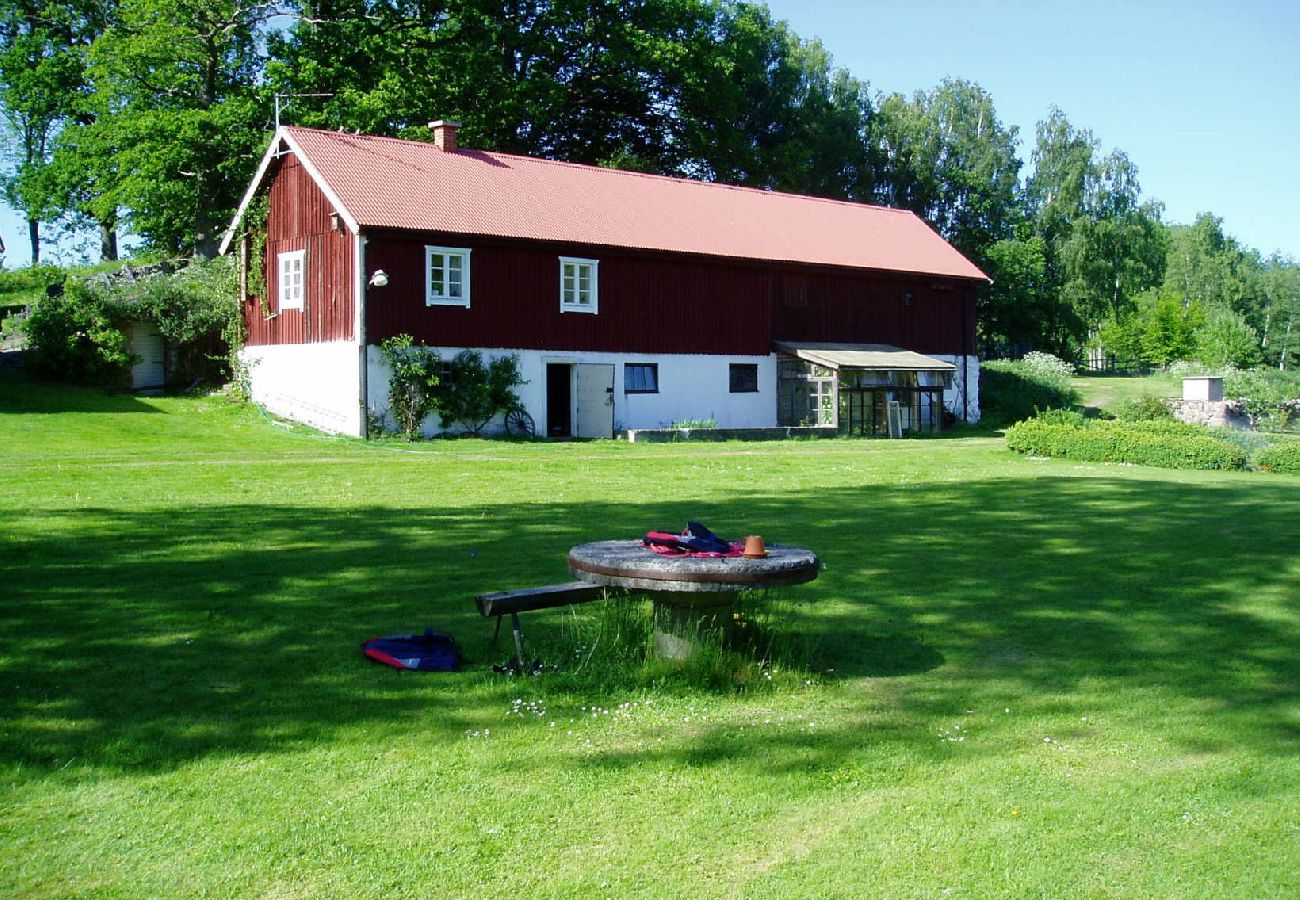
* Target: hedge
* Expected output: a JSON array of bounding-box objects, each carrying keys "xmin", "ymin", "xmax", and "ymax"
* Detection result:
[
  {"xmin": 1005, "ymin": 416, "xmax": 1247, "ymax": 471},
  {"xmin": 1254, "ymin": 442, "xmax": 1300, "ymax": 475}
]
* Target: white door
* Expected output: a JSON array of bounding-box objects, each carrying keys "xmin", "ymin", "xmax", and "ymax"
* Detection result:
[
  {"xmin": 130, "ymin": 322, "xmax": 165, "ymax": 390},
  {"xmin": 575, "ymin": 364, "xmax": 614, "ymax": 438}
]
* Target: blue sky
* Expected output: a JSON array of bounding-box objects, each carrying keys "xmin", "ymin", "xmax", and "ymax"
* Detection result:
[
  {"xmin": 2, "ymin": 0, "xmax": 1296, "ymax": 266},
  {"xmin": 762, "ymin": 0, "xmax": 1299, "ymax": 259}
]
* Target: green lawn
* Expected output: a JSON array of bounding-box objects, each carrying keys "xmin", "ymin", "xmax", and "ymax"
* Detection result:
[
  {"xmin": 2, "ymin": 375, "xmax": 1297, "ymax": 898},
  {"xmin": 1071, "ymin": 371, "xmax": 1182, "ymax": 413}
]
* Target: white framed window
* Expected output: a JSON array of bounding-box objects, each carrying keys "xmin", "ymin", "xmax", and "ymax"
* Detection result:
[
  {"xmin": 426, "ymin": 245, "xmax": 471, "ymax": 307},
  {"xmin": 277, "ymin": 249, "xmax": 305, "ymax": 311},
  {"xmin": 559, "ymin": 257, "xmax": 598, "ymax": 313}
]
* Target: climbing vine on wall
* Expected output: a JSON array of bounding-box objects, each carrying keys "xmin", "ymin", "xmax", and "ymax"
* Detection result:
[{"xmin": 243, "ymin": 193, "xmax": 271, "ymax": 318}]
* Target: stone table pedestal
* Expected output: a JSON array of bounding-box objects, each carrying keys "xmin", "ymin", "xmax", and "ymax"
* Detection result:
[{"xmin": 567, "ymin": 540, "xmax": 820, "ymax": 660}]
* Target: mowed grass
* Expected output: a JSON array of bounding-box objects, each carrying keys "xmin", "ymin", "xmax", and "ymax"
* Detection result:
[
  {"xmin": 1072, "ymin": 371, "xmax": 1182, "ymax": 413},
  {"xmin": 1, "ymin": 375, "xmax": 1297, "ymax": 898}
]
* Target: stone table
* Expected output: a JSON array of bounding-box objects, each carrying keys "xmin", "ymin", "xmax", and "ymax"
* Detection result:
[{"xmin": 567, "ymin": 540, "xmax": 820, "ymax": 659}]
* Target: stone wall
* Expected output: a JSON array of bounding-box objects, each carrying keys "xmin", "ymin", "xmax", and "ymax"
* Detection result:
[{"xmin": 1167, "ymin": 398, "xmax": 1252, "ymax": 429}]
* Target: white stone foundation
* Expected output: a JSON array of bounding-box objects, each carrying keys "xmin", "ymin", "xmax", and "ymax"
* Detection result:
[
  {"xmin": 241, "ymin": 341, "xmax": 362, "ymax": 435},
  {"xmin": 244, "ymin": 343, "xmax": 980, "ymax": 438}
]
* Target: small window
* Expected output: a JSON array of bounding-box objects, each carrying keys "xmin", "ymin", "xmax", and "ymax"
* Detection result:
[
  {"xmin": 625, "ymin": 363, "xmax": 658, "ymax": 394},
  {"xmin": 559, "ymin": 257, "xmax": 598, "ymax": 313},
  {"xmin": 729, "ymin": 363, "xmax": 758, "ymax": 393},
  {"xmin": 426, "ymin": 246, "xmax": 471, "ymax": 307},
  {"xmin": 278, "ymin": 249, "xmax": 305, "ymax": 311}
]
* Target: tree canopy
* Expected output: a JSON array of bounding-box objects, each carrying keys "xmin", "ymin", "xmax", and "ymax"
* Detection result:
[{"xmin": 1, "ymin": 0, "xmax": 1294, "ymax": 369}]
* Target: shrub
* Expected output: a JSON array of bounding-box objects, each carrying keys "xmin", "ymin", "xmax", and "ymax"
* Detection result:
[
  {"xmin": 97, "ymin": 257, "xmax": 240, "ymax": 384},
  {"xmin": 18, "ymin": 259, "xmax": 241, "ymax": 387},
  {"xmin": 1111, "ymin": 395, "xmax": 1173, "ymax": 422},
  {"xmin": 1224, "ymin": 367, "xmax": 1300, "ymax": 431},
  {"xmin": 1019, "ymin": 351, "xmax": 1076, "ymax": 381},
  {"xmin": 23, "ymin": 281, "xmax": 133, "ymax": 384},
  {"xmin": 93, "ymin": 256, "xmax": 241, "ymax": 382},
  {"xmin": 1032, "ymin": 408, "xmax": 1088, "ymax": 427},
  {"xmin": 1166, "ymin": 360, "xmax": 1211, "ymax": 378},
  {"xmin": 1213, "ymin": 428, "xmax": 1277, "ymax": 459},
  {"xmin": 981, "ymin": 355, "xmax": 1080, "ymax": 426},
  {"xmin": 1006, "ymin": 415, "xmax": 1247, "ymax": 470},
  {"xmin": 434, "ymin": 349, "xmax": 525, "ymax": 434},
  {"xmin": 379, "ymin": 334, "xmax": 441, "ymax": 440},
  {"xmin": 1254, "ymin": 442, "xmax": 1300, "ymax": 475}
]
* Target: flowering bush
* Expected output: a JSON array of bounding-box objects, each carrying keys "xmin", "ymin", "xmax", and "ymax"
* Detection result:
[{"xmin": 1019, "ymin": 351, "xmax": 1076, "ymax": 381}]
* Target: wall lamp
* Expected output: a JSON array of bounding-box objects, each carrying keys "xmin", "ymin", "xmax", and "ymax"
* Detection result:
[{"xmin": 368, "ymin": 269, "xmax": 389, "ymax": 289}]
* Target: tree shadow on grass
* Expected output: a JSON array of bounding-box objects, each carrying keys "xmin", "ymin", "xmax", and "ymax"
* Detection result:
[
  {"xmin": 1, "ymin": 472, "xmax": 1296, "ymax": 776},
  {"xmin": 0, "ymin": 372, "xmax": 164, "ymax": 414}
]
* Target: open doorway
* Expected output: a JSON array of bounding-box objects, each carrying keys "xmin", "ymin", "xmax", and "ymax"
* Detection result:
[{"xmin": 546, "ymin": 363, "xmax": 572, "ymax": 437}]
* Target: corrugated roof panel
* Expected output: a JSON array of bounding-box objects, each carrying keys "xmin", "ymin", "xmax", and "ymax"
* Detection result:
[
  {"xmin": 283, "ymin": 128, "xmax": 989, "ymax": 282},
  {"xmin": 774, "ymin": 342, "xmax": 957, "ymax": 371}
]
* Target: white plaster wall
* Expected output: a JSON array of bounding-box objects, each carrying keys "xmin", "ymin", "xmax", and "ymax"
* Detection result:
[
  {"xmin": 934, "ymin": 354, "xmax": 981, "ymax": 424},
  {"xmin": 367, "ymin": 346, "xmax": 777, "ymax": 436},
  {"xmin": 242, "ymin": 341, "xmax": 362, "ymax": 435}
]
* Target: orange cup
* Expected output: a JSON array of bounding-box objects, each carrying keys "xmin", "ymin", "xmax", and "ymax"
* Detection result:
[{"xmin": 742, "ymin": 535, "xmax": 766, "ymax": 558}]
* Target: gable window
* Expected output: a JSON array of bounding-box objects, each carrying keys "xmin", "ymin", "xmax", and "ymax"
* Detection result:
[
  {"xmin": 729, "ymin": 363, "xmax": 758, "ymax": 393},
  {"xmin": 278, "ymin": 249, "xmax": 305, "ymax": 311},
  {"xmin": 625, "ymin": 363, "xmax": 658, "ymax": 394},
  {"xmin": 559, "ymin": 257, "xmax": 598, "ymax": 313},
  {"xmin": 426, "ymin": 246, "xmax": 471, "ymax": 307}
]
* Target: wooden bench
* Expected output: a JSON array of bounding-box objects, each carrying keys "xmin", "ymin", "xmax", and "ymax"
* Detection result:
[{"xmin": 474, "ymin": 581, "xmax": 610, "ymax": 663}]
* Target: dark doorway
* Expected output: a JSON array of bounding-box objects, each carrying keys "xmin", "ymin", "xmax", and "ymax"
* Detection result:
[{"xmin": 546, "ymin": 363, "xmax": 572, "ymax": 437}]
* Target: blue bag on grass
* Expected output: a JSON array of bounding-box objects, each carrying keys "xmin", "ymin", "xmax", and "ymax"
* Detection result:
[{"xmin": 362, "ymin": 629, "xmax": 461, "ymax": 671}]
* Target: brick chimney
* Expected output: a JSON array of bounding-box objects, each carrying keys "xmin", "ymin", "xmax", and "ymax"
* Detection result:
[{"xmin": 429, "ymin": 120, "xmax": 461, "ymax": 152}]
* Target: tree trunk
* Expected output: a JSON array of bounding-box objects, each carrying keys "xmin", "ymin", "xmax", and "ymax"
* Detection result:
[
  {"xmin": 100, "ymin": 222, "xmax": 119, "ymax": 261},
  {"xmin": 26, "ymin": 219, "xmax": 41, "ymax": 265}
]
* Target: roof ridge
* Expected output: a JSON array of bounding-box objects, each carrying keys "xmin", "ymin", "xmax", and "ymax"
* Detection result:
[{"xmin": 283, "ymin": 126, "xmax": 915, "ymax": 216}]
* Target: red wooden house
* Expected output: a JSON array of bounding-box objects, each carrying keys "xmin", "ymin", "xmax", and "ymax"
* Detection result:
[{"xmin": 220, "ymin": 122, "xmax": 987, "ymax": 438}]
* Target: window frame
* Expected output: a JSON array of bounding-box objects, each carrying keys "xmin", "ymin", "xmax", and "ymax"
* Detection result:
[
  {"xmin": 624, "ymin": 362, "xmax": 659, "ymax": 394},
  {"xmin": 729, "ymin": 362, "xmax": 759, "ymax": 393},
  {"xmin": 559, "ymin": 256, "xmax": 599, "ymax": 314},
  {"xmin": 277, "ymin": 249, "xmax": 306, "ymax": 312},
  {"xmin": 425, "ymin": 245, "xmax": 472, "ymax": 308}
]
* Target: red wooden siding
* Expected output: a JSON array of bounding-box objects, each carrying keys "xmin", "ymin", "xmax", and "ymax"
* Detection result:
[
  {"xmin": 771, "ymin": 270, "xmax": 977, "ymax": 355},
  {"xmin": 365, "ymin": 231, "xmax": 975, "ymax": 356},
  {"xmin": 245, "ymin": 153, "xmax": 355, "ymax": 345}
]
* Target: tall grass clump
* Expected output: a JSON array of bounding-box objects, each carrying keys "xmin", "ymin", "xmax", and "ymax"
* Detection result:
[
  {"xmin": 548, "ymin": 591, "xmax": 817, "ymax": 695},
  {"xmin": 981, "ymin": 351, "xmax": 1080, "ymax": 426}
]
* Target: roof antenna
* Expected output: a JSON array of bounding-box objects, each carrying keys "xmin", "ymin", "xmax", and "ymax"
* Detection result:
[{"xmin": 274, "ymin": 93, "xmax": 334, "ymax": 130}]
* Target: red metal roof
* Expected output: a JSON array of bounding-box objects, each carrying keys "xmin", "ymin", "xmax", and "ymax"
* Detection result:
[{"xmin": 281, "ymin": 127, "xmax": 989, "ymax": 281}]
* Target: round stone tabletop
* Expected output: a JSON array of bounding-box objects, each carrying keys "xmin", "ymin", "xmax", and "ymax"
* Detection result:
[{"xmin": 568, "ymin": 540, "xmax": 820, "ymax": 594}]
